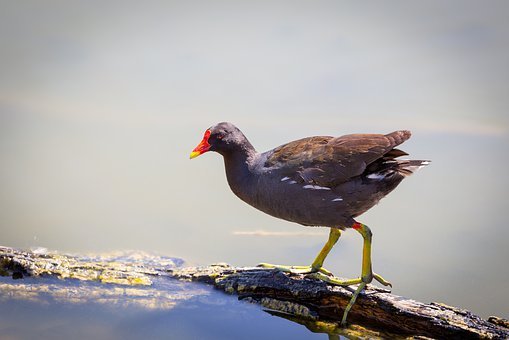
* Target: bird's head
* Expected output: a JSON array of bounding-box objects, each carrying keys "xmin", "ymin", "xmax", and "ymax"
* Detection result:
[{"xmin": 190, "ymin": 122, "xmax": 251, "ymax": 159}]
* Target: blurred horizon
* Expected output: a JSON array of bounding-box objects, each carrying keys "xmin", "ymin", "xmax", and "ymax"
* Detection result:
[{"xmin": 1, "ymin": 1, "xmax": 508, "ymax": 320}]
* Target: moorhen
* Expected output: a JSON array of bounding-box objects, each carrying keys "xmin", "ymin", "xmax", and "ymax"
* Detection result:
[{"xmin": 190, "ymin": 122, "xmax": 429, "ymax": 325}]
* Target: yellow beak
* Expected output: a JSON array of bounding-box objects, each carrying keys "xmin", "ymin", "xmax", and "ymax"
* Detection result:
[{"xmin": 189, "ymin": 151, "xmax": 201, "ymax": 159}]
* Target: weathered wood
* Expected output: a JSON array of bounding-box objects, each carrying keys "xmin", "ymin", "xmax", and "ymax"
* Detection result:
[
  {"xmin": 1, "ymin": 246, "xmax": 508, "ymax": 339},
  {"xmin": 169, "ymin": 264, "xmax": 509, "ymax": 339}
]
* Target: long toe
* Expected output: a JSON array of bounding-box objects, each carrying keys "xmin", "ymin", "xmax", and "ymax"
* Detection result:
[
  {"xmin": 257, "ymin": 263, "xmax": 316, "ymax": 274},
  {"xmin": 257, "ymin": 263, "xmax": 335, "ymax": 276},
  {"xmin": 373, "ymin": 273, "xmax": 392, "ymax": 287},
  {"xmin": 307, "ymin": 272, "xmax": 363, "ymax": 286}
]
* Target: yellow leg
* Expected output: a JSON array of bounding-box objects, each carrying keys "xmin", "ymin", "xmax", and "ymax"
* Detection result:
[
  {"xmin": 311, "ymin": 227, "xmax": 341, "ymax": 273},
  {"xmin": 258, "ymin": 223, "xmax": 391, "ymax": 326},
  {"xmin": 258, "ymin": 228, "xmax": 341, "ymax": 276},
  {"xmin": 352, "ymin": 223, "xmax": 391, "ymax": 288},
  {"xmin": 335, "ymin": 222, "xmax": 391, "ymax": 325}
]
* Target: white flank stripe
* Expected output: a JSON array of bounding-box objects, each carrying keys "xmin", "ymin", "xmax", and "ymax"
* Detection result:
[
  {"xmin": 303, "ymin": 184, "xmax": 331, "ymax": 190},
  {"xmin": 367, "ymin": 173, "xmax": 384, "ymax": 180},
  {"xmin": 280, "ymin": 176, "xmax": 290, "ymax": 182},
  {"xmin": 332, "ymin": 198, "xmax": 343, "ymax": 202}
]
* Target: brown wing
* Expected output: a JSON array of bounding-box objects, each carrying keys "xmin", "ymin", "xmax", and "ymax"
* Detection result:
[{"xmin": 264, "ymin": 131, "xmax": 411, "ymax": 187}]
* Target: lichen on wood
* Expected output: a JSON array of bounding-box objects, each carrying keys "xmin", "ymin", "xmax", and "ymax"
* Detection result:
[{"xmin": 0, "ymin": 246, "xmax": 177, "ymax": 286}]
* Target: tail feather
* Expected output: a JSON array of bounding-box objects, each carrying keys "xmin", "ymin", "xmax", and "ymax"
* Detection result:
[
  {"xmin": 384, "ymin": 148, "xmax": 409, "ymax": 159},
  {"xmin": 385, "ymin": 130, "xmax": 412, "ymax": 147},
  {"xmin": 397, "ymin": 160, "xmax": 431, "ymax": 176}
]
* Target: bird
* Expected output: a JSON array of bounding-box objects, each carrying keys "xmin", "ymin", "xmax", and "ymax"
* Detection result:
[{"xmin": 190, "ymin": 122, "xmax": 429, "ymax": 325}]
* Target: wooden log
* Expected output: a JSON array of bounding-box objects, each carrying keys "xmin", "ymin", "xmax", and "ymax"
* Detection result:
[
  {"xmin": 169, "ymin": 264, "xmax": 509, "ymax": 339},
  {"xmin": 1, "ymin": 246, "xmax": 508, "ymax": 339}
]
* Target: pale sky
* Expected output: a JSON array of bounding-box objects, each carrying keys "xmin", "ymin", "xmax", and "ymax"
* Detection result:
[{"xmin": 1, "ymin": 1, "xmax": 508, "ymax": 318}]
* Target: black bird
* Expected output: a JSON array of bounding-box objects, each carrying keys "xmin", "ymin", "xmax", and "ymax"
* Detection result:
[{"xmin": 190, "ymin": 122, "xmax": 429, "ymax": 324}]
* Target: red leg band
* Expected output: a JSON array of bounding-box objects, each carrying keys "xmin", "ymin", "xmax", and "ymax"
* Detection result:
[{"xmin": 352, "ymin": 222, "xmax": 363, "ymax": 230}]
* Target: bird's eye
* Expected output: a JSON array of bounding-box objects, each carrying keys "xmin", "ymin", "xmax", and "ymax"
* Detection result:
[{"xmin": 216, "ymin": 134, "xmax": 224, "ymax": 140}]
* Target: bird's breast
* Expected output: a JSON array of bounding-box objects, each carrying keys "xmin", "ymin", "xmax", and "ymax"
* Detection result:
[{"xmin": 231, "ymin": 174, "xmax": 351, "ymax": 227}]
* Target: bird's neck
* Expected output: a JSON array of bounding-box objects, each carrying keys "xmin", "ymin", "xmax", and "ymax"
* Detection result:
[{"xmin": 222, "ymin": 144, "xmax": 258, "ymax": 201}]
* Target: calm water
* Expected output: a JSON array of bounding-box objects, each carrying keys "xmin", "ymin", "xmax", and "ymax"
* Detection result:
[{"xmin": 0, "ymin": 258, "xmax": 341, "ymax": 340}]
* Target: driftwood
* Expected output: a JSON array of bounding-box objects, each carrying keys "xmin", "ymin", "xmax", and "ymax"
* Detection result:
[
  {"xmin": 170, "ymin": 265, "xmax": 509, "ymax": 339},
  {"xmin": 1, "ymin": 246, "xmax": 508, "ymax": 339}
]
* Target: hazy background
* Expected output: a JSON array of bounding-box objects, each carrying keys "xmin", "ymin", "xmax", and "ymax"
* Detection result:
[{"xmin": 1, "ymin": 1, "xmax": 508, "ymax": 319}]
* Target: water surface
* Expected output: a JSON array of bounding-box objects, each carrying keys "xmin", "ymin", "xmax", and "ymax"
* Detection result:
[{"xmin": 0, "ymin": 254, "xmax": 346, "ymax": 340}]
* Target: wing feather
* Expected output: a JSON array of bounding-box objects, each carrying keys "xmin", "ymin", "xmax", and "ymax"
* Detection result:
[{"xmin": 264, "ymin": 131, "xmax": 411, "ymax": 187}]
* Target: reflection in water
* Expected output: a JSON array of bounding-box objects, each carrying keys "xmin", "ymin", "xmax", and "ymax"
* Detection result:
[
  {"xmin": 0, "ymin": 275, "xmax": 338, "ymax": 340},
  {"xmin": 265, "ymin": 309, "xmax": 402, "ymax": 340},
  {"xmin": 0, "ymin": 276, "xmax": 207, "ymax": 310}
]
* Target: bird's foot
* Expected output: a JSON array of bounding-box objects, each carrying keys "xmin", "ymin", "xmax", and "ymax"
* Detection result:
[
  {"xmin": 257, "ymin": 263, "xmax": 333, "ymax": 276},
  {"xmin": 307, "ymin": 271, "xmax": 391, "ymax": 287},
  {"xmin": 258, "ymin": 262, "xmax": 391, "ymax": 326},
  {"xmin": 306, "ymin": 271, "xmax": 391, "ymax": 326},
  {"xmin": 257, "ymin": 263, "xmax": 391, "ymax": 287}
]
